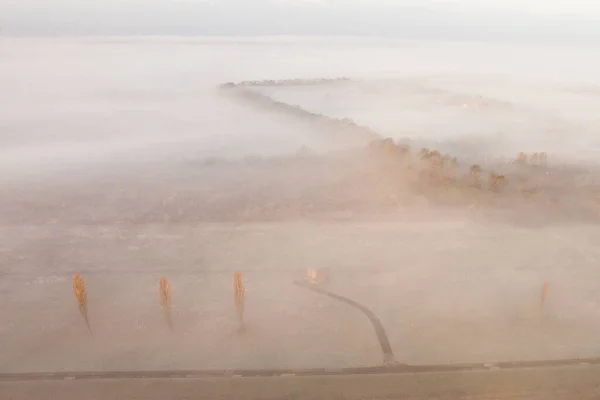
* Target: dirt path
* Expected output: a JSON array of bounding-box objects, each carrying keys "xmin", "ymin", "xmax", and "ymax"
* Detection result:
[{"xmin": 3, "ymin": 364, "xmax": 600, "ymax": 399}]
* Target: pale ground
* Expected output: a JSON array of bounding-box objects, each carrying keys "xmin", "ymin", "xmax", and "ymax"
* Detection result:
[{"xmin": 2, "ymin": 149, "xmax": 600, "ymax": 374}]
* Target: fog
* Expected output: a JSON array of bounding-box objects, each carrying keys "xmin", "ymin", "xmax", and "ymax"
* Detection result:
[
  {"xmin": 5, "ymin": 0, "xmax": 600, "ymax": 40},
  {"xmin": 2, "ymin": 36, "xmax": 600, "ymax": 374}
]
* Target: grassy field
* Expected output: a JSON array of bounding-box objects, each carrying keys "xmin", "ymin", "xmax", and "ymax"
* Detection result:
[{"xmin": 2, "ymin": 144, "xmax": 600, "ymax": 373}]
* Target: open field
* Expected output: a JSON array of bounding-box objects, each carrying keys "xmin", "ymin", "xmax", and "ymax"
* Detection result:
[
  {"xmin": 2, "ymin": 39, "xmax": 600, "ymax": 397},
  {"xmin": 3, "ymin": 141, "xmax": 600, "ymax": 373}
]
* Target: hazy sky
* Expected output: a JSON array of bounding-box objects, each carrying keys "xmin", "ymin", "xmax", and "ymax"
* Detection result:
[{"xmin": 2, "ymin": 0, "xmax": 600, "ymax": 39}]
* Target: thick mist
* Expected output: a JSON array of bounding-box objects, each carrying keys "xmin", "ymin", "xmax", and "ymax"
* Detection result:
[{"xmin": 2, "ymin": 36, "xmax": 600, "ymax": 374}]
